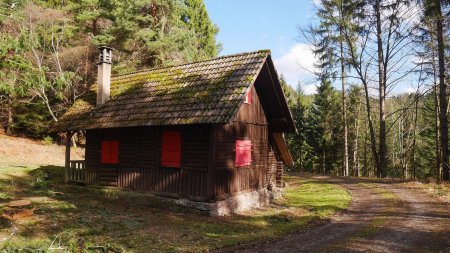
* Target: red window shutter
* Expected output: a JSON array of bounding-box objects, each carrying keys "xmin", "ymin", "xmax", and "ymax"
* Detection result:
[
  {"xmin": 101, "ymin": 140, "xmax": 119, "ymax": 164},
  {"xmin": 110, "ymin": 141, "xmax": 119, "ymax": 164},
  {"xmin": 161, "ymin": 131, "xmax": 181, "ymax": 167},
  {"xmin": 235, "ymin": 140, "xmax": 252, "ymax": 167},
  {"xmin": 244, "ymin": 141, "xmax": 252, "ymax": 165},
  {"xmin": 245, "ymin": 89, "xmax": 252, "ymax": 104},
  {"xmin": 101, "ymin": 141, "xmax": 111, "ymax": 164}
]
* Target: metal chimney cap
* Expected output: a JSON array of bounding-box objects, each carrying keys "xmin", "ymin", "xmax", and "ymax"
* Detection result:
[
  {"xmin": 97, "ymin": 46, "xmax": 114, "ymax": 65},
  {"xmin": 98, "ymin": 45, "xmax": 115, "ymax": 51}
]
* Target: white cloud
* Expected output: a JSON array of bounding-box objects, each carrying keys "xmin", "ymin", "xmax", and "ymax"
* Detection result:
[
  {"xmin": 274, "ymin": 43, "xmax": 318, "ymax": 93},
  {"xmin": 390, "ymin": 85, "xmax": 420, "ymax": 96},
  {"xmin": 302, "ymin": 84, "xmax": 317, "ymax": 95}
]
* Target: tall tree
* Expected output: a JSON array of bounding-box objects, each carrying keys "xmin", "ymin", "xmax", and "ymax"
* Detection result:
[
  {"xmin": 348, "ymin": 85, "xmax": 363, "ymax": 176},
  {"xmin": 423, "ymin": 0, "xmax": 449, "ymax": 180},
  {"xmin": 0, "ymin": 0, "xmax": 220, "ymax": 138},
  {"xmin": 287, "ymin": 84, "xmax": 313, "ymax": 171},
  {"xmin": 183, "ymin": 0, "xmax": 220, "ymax": 59},
  {"xmin": 313, "ymin": 0, "xmax": 357, "ymax": 176},
  {"xmin": 374, "ymin": 0, "xmax": 388, "ymax": 178},
  {"xmin": 414, "ymin": 16, "xmax": 442, "ymax": 179},
  {"xmin": 308, "ymin": 77, "xmax": 342, "ymax": 174}
]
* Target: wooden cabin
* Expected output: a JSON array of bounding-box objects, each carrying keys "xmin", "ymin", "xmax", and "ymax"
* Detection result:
[{"xmin": 50, "ymin": 47, "xmax": 295, "ymax": 216}]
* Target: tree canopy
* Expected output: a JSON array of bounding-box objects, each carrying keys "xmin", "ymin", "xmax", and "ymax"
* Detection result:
[{"xmin": 0, "ymin": 0, "xmax": 219, "ymax": 137}]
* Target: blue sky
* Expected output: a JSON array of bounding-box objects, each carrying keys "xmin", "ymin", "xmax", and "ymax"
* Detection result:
[
  {"xmin": 204, "ymin": 0, "xmax": 419, "ymax": 95},
  {"xmin": 204, "ymin": 0, "xmax": 320, "ymax": 94}
]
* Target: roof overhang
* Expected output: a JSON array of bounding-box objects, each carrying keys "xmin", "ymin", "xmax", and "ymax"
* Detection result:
[
  {"xmin": 253, "ymin": 56, "xmax": 296, "ymax": 133},
  {"xmin": 271, "ymin": 133, "xmax": 294, "ymax": 166}
]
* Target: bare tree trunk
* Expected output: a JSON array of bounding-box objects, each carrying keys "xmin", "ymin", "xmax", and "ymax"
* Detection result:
[
  {"xmin": 375, "ymin": 0, "xmax": 388, "ymax": 178},
  {"xmin": 400, "ymin": 113, "xmax": 406, "ymax": 178},
  {"xmin": 411, "ymin": 96, "xmax": 418, "ymax": 179},
  {"xmin": 363, "ymin": 109, "xmax": 369, "ymax": 177},
  {"xmin": 65, "ymin": 131, "xmax": 73, "ymax": 183},
  {"xmin": 341, "ymin": 4, "xmax": 381, "ymax": 178},
  {"xmin": 6, "ymin": 94, "xmax": 13, "ymax": 135},
  {"xmin": 431, "ymin": 39, "xmax": 442, "ymax": 179},
  {"xmin": 322, "ymin": 148, "xmax": 326, "ymax": 174},
  {"xmin": 340, "ymin": 36, "xmax": 349, "ymax": 177},
  {"xmin": 393, "ymin": 114, "xmax": 397, "ymax": 169},
  {"xmin": 354, "ymin": 99, "xmax": 361, "ymax": 177},
  {"xmin": 92, "ymin": 19, "xmax": 98, "ymax": 36},
  {"xmin": 436, "ymin": 6, "xmax": 449, "ymax": 181},
  {"xmin": 298, "ymin": 141, "xmax": 304, "ymax": 171},
  {"xmin": 362, "ymin": 81, "xmax": 380, "ymax": 175}
]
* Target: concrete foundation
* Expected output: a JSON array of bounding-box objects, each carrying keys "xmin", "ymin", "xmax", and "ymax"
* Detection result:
[
  {"xmin": 269, "ymin": 187, "xmax": 285, "ymax": 200},
  {"xmin": 174, "ymin": 188, "xmax": 284, "ymax": 216}
]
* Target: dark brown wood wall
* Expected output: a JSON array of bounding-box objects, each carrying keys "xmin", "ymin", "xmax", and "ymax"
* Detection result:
[
  {"xmin": 214, "ymin": 85, "xmax": 269, "ymax": 198},
  {"xmin": 83, "ymin": 85, "xmax": 283, "ymax": 200},
  {"xmin": 85, "ymin": 125, "xmax": 210, "ymax": 199}
]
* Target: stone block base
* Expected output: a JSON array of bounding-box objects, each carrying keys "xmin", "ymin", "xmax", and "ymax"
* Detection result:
[
  {"xmin": 269, "ymin": 187, "xmax": 285, "ymax": 200},
  {"xmin": 174, "ymin": 188, "xmax": 270, "ymax": 216}
]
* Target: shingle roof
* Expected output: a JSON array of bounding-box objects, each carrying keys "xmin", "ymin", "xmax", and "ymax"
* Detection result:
[{"xmin": 50, "ymin": 50, "xmax": 271, "ymax": 132}]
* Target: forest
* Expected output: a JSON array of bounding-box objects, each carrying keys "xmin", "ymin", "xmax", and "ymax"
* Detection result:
[
  {"xmin": 0, "ymin": 0, "xmax": 219, "ymax": 136},
  {"xmin": 1, "ymin": 0, "xmax": 449, "ymax": 181},
  {"xmin": 284, "ymin": 0, "xmax": 450, "ymax": 181}
]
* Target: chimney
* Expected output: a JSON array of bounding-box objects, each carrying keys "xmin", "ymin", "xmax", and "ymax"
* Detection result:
[{"xmin": 97, "ymin": 46, "xmax": 114, "ymax": 106}]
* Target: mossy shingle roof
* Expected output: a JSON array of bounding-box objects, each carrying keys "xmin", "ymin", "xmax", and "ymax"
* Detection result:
[{"xmin": 50, "ymin": 50, "xmax": 271, "ymax": 132}]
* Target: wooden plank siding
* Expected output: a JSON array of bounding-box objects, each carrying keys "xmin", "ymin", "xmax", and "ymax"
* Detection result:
[
  {"xmin": 214, "ymin": 84, "xmax": 269, "ymax": 198},
  {"xmin": 83, "ymin": 84, "xmax": 283, "ymax": 201},
  {"xmin": 85, "ymin": 125, "xmax": 210, "ymax": 200}
]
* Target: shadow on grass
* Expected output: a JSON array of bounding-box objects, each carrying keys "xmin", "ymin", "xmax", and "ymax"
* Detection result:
[{"xmin": 0, "ymin": 166, "xmax": 350, "ymax": 252}]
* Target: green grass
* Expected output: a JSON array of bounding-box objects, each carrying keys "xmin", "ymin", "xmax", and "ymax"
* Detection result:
[{"xmin": 0, "ymin": 166, "xmax": 351, "ymax": 252}]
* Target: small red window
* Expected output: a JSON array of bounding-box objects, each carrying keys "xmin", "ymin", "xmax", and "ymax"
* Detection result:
[
  {"xmin": 235, "ymin": 140, "xmax": 252, "ymax": 167},
  {"xmin": 101, "ymin": 140, "xmax": 119, "ymax": 164},
  {"xmin": 161, "ymin": 131, "xmax": 181, "ymax": 168},
  {"xmin": 244, "ymin": 89, "xmax": 252, "ymax": 104}
]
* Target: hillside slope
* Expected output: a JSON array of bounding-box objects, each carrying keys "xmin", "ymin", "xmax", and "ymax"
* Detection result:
[{"xmin": 0, "ymin": 134, "xmax": 84, "ymax": 166}]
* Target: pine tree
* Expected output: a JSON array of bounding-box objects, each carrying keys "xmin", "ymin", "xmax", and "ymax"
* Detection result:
[
  {"xmin": 313, "ymin": 0, "xmax": 363, "ymax": 176},
  {"xmin": 307, "ymin": 77, "xmax": 341, "ymax": 174},
  {"xmin": 423, "ymin": 0, "xmax": 449, "ymax": 181},
  {"xmin": 0, "ymin": 34, "xmax": 29, "ymax": 133},
  {"xmin": 0, "ymin": 0, "xmax": 220, "ymax": 138},
  {"xmin": 287, "ymin": 84, "xmax": 313, "ymax": 171},
  {"xmin": 183, "ymin": 0, "xmax": 220, "ymax": 59},
  {"xmin": 348, "ymin": 85, "xmax": 363, "ymax": 176}
]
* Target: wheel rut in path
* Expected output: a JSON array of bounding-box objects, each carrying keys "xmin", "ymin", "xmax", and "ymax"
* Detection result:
[{"xmin": 218, "ymin": 175, "xmax": 450, "ymax": 253}]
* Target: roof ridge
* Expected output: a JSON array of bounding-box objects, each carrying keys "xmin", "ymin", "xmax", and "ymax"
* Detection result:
[{"xmin": 111, "ymin": 49, "xmax": 271, "ymax": 80}]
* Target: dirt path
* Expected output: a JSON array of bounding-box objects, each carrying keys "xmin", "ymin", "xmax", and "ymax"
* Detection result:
[{"xmin": 219, "ymin": 175, "xmax": 450, "ymax": 253}]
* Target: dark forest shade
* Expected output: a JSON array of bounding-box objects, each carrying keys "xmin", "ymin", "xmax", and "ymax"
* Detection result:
[{"xmin": 53, "ymin": 50, "xmax": 295, "ymax": 202}]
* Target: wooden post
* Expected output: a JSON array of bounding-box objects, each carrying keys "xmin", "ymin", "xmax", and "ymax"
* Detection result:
[
  {"xmin": 207, "ymin": 125, "xmax": 216, "ymax": 200},
  {"xmin": 65, "ymin": 131, "xmax": 72, "ymax": 183}
]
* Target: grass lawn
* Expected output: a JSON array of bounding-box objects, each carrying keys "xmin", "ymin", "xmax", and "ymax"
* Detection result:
[{"xmin": 0, "ymin": 166, "xmax": 351, "ymax": 252}]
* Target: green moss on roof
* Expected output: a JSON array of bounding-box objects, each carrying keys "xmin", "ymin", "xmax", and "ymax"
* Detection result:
[
  {"xmin": 257, "ymin": 49, "xmax": 271, "ymax": 54},
  {"xmin": 50, "ymin": 50, "xmax": 270, "ymax": 132}
]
